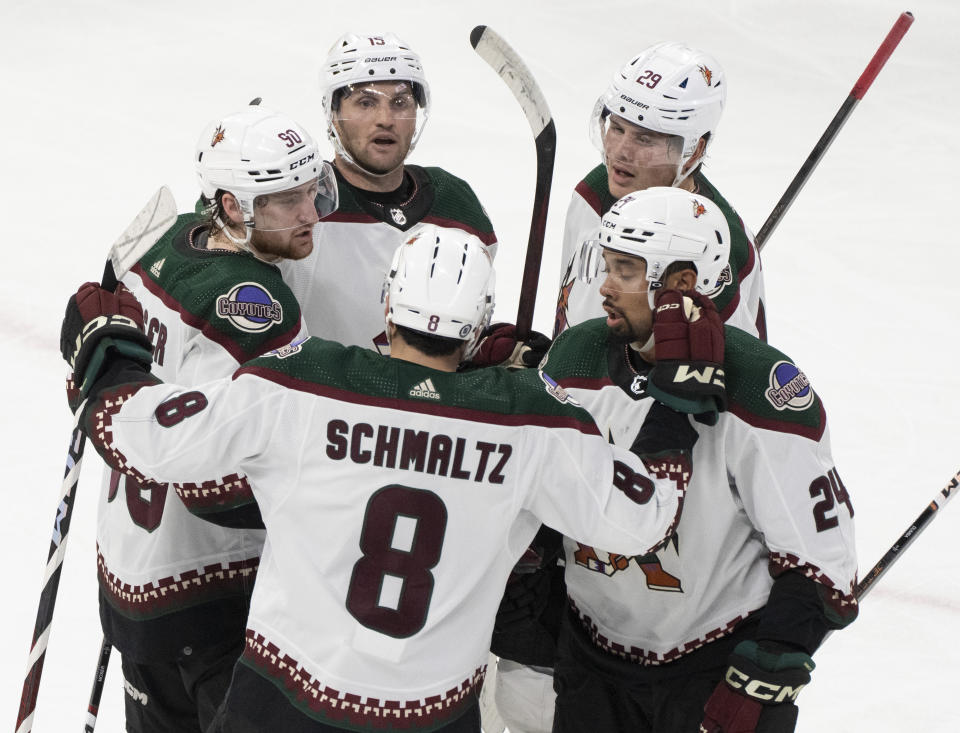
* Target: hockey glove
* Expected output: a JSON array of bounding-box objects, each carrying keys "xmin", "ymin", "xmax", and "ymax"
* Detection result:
[
  {"xmin": 466, "ymin": 322, "xmax": 552, "ymax": 370},
  {"xmin": 700, "ymin": 640, "xmax": 814, "ymax": 733},
  {"xmin": 646, "ymin": 289, "xmax": 726, "ymax": 425},
  {"xmin": 60, "ymin": 282, "xmax": 153, "ymax": 409}
]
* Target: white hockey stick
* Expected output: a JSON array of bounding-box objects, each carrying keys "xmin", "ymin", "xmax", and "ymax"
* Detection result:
[
  {"xmin": 470, "ymin": 26, "xmax": 556, "ymax": 339},
  {"xmin": 16, "ymin": 187, "xmax": 177, "ymax": 733}
]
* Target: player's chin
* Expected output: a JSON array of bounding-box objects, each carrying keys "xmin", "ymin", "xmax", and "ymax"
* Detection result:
[{"xmin": 288, "ymin": 236, "xmax": 314, "ymax": 260}]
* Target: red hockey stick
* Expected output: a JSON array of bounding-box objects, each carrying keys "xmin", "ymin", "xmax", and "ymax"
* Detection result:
[{"xmin": 755, "ymin": 11, "xmax": 914, "ymax": 250}]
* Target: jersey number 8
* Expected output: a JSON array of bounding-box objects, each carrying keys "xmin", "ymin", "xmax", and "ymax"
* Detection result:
[{"xmin": 346, "ymin": 485, "xmax": 448, "ymax": 638}]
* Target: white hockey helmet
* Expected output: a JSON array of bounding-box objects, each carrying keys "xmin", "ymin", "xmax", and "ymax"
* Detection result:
[
  {"xmin": 195, "ymin": 105, "xmax": 337, "ymax": 230},
  {"xmin": 383, "ymin": 224, "xmax": 495, "ymax": 359},
  {"xmin": 580, "ymin": 187, "xmax": 730, "ymax": 296},
  {"xmin": 591, "ymin": 42, "xmax": 726, "ymax": 185},
  {"xmin": 321, "ymin": 32, "xmax": 431, "ymax": 164}
]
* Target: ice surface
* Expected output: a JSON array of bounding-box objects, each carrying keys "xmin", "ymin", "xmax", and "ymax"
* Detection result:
[{"xmin": 3, "ymin": 1, "xmax": 957, "ymax": 730}]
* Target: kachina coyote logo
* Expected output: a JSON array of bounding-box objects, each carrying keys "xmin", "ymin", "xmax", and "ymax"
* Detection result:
[
  {"xmin": 217, "ymin": 282, "xmax": 283, "ymax": 333},
  {"xmin": 698, "ymin": 64, "xmax": 713, "ymax": 86},
  {"xmin": 210, "ymin": 124, "xmax": 226, "ymax": 147},
  {"xmin": 765, "ymin": 360, "xmax": 814, "ymax": 411}
]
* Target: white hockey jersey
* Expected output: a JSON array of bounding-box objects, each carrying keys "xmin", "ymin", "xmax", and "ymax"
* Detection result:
[
  {"xmin": 94, "ymin": 213, "xmax": 307, "ymax": 661},
  {"xmin": 82, "ymin": 340, "xmax": 688, "ymax": 728},
  {"xmin": 542, "ymin": 319, "xmax": 858, "ymax": 663},
  {"xmin": 281, "ymin": 165, "xmax": 497, "ymax": 352},
  {"xmin": 553, "ymin": 166, "xmax": 766, "ymax": 341}
]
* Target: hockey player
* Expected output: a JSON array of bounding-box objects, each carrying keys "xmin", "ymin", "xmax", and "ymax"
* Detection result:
[
  {"xmin": 59, "ymin": 223, "xmax": 710, "ymax": 732},
  {"xmin": 280, "ymin": 32, "xmax": 499, "ymax": 354},
  {"xmin": 544, "ymin": 187, "xmax": 858, "ymax": 732},
  {"xmin": 553, "ymin": 42, "xmax": 766, "ymax": 341},
  {"xmin": 495, "ymin": 45, "xmax": 771, "ymax": 731},
  {"xmin": 86, "ymin": 105, "xmax": 337, "ymax": 731}
]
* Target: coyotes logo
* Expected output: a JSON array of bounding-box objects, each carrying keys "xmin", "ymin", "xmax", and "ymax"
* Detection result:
[
  {"xmin": 210, "ymin": 124, "xmax": 226, "ymax": 147},
  {"xmin": 698, "ymin": 64, "xmax": 713, "ymax": 87},
  {"xmin": 692, "ymin": 200, "xmax": 707, "ymax": 218}
]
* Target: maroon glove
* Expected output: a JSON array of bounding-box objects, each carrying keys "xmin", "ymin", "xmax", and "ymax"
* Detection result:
[
  {"xmin": 60, "ymin": 282, "xmax": 152, "ymax": 408},
  {"xmin": 468, "ymin": 322, "xmax": 552, "ymax": 370},
  {"xmin": 646, "ymin": 289, "xmax": 726, "ymax": 424}
]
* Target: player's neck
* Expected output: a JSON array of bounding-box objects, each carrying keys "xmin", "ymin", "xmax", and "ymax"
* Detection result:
[
  {"xmin": 334, "ymin": 155, "xmax": 405, "ymax": 193},
  {"xmin": 389, "ymin": 332, "xmax": 461, "ymax": 372},
  {"xmin": 629, "ymin": 339, "xmax": 656, "ymax": 365}
]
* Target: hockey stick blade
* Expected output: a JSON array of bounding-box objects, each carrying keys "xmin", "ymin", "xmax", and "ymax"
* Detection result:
[
  {"xmin": 471, "ymin": 26, "xmax": 552, "ymax": 138},
  {"xmin": 471, "ymin": 26, "xmax": 556, "ymax": 337},
  {"xmin": 109, "ymin": 186, "xmax": 177, "ymax": 280}
]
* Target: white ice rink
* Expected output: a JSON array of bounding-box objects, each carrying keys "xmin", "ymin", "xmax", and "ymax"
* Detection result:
[{"xmin": 3, "ymin": 0, "xmax": 958, "ymax": 730}]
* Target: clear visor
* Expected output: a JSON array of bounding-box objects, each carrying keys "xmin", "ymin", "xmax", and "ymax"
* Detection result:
[
  {"xmin": 335, "ymin": 82, "xmax": 424, "ymax": 122},
  {"xmin": 249, "ymin": 160, "xmax": 338, "ymax": 232},
  {"xmin": 577, "ymin": 240, "xmax": 653, "ymax": 296}
]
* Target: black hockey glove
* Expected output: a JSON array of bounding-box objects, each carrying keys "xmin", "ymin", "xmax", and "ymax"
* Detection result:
[
  {"xmin": 60, "ymin": 282, "xmax": 153, "ymax": 410},
  {"xmin": 465, "ymin": 322, "xmax": 552, "ymax": 370},
  {"xmin": 701, "ymin": 640, "xmax": 815, "ymax": 733},
  {"xmin": 646, "ymin": 289, "xmax": 726, "ymax": 425}
]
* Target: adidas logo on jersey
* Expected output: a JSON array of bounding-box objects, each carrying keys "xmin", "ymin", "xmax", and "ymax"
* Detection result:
[
  {"xmin": 150, "ymin": 258, "xmax": 165, "ymax": 278},
  {"xmin": 409, "ymin": 378, "xmax": 440, "ymax": 400}
]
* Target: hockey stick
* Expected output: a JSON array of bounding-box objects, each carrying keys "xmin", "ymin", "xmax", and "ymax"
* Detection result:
[
  {"xmin": 755, "ymin": 11, "xmax": 914, "ymax": 251},
  {"xmin": 470, "ymin": 25, "xmax": 556, "ymax": 339},
  {"xmin": 16, "ymin": 187, "xmax": 177, "ymax": 733},
  {"xmin": 82, "ymin": 638, "xmax": 111, "ymax": 732},
  {"xmin": 855, "ymin": 468, "xmax": 960, "ymax": 601}
]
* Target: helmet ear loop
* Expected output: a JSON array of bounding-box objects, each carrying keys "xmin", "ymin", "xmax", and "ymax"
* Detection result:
[
  {"xmin": 214, "ymin": 192, "xmax": 254, "ymax": 248},
  {"xmin": 461, "ymin": 292, "xmax": 494, "ymax": 362},
  {"xmin": 672, "ymin": 138, "xmax": 708, "ymax": 187}
]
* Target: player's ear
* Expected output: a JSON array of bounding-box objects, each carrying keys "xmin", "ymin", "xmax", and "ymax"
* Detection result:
[
  {"xmin": 220, "ymin": 192, "xmax": 244, "ymax": 227},
  {"xmin": 681, "ymin": 137, "xmax": 708, "ymax": 174},
  {"xmin": 666, "ymin": 268, "xmax": 699, "ymax": 292}
]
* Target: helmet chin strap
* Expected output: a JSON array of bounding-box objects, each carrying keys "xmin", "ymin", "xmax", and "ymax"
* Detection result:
[
  {"xmin": 212, "ymin": 216, "xmax": 278, "ymax": 264},
  {"xmin": 214, "ymin": 216, "xmax": 253, "ymax": 247}
]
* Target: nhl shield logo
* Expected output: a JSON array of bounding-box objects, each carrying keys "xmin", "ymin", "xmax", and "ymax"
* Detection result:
[
  {"xmin": 390, "ymin": 208, "xmax": 407, "ymax": 225},
  {"xmin": 216, "ymin": 282, "xmax": 283, "ymax": 333}
]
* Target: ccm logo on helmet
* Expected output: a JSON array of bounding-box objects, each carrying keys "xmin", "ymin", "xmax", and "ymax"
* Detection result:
[
  {"xmin": 290, "ymin": 152, "xmax": 316, "ymax": 170},
  {"xmin": 724, "ymin": 665, "xmax": 806, "ymax": 703}
]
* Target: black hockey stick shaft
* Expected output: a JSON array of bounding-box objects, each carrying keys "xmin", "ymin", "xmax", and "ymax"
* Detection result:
[
  {"xmin": 470, "ymin": 26, "xmax": 557, "ymax": 339},
  {"xmin": 15, "ymin": 425, "xmax": 86, "ymax": 733},
  {"xmin": 82, "ymin": 638, "xmax": 111, "ymax": 732},
  {"xmin": 855, "ymin": 468, "xmax": 959, "ymax": 601},
  {"xmin": 755, "ymin": 11, "xmax": 914, "ymax": 251},
  {"xmin": 516, "ymin": 119, "xmax": 556, "ymax": 338},
  {"xmin": 16, "ymin": 188, "xmax": 176, "ymax": 733}
]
